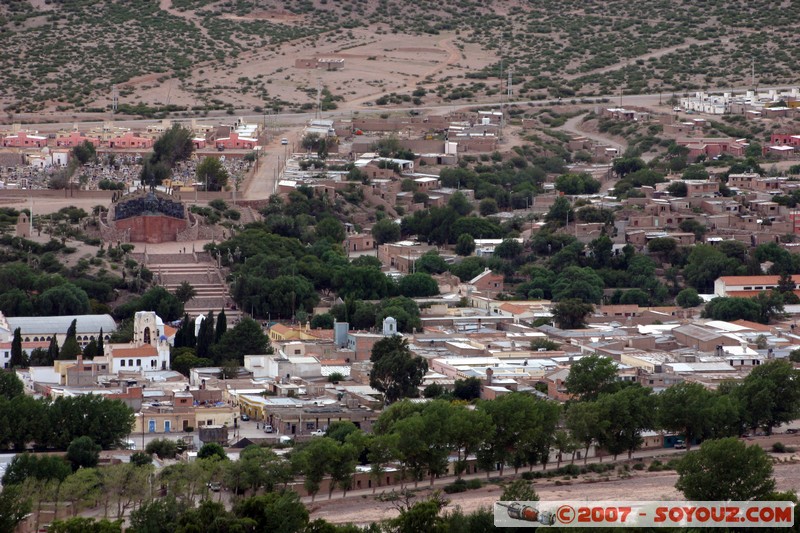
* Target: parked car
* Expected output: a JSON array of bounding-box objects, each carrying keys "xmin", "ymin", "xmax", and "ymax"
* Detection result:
[
  {"xmin": 264, "ymin": 425, "xmax": 273, "ymax": 433},
  {"xmin": 786, "ymin": 428, "xmax": 798, "ymax": 434},
  {"xmin": 207, "ymin": 482, "xmax": 221, "ymax": 492},
  {"xmin": 240, "ymin": 414, "xmax": 249, "ymax": 421},
  {"xmin": 279, "ymin": 435, "xmax": 293, "ymax": 444},
  {"xmin": 310, "ymin": 429, "xmax": 326, "ymax": 437},
  {"xmin": 281, "ymin": 138, "xmax": 289, "ymax": 145},
  {"xmin": 673, "ymin": 439, "xmax": 686, "ymax": 449}
]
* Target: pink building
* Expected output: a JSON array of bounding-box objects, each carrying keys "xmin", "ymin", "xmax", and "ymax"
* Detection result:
[
  {"xmin": 677, "ymin": 138, "xmax": 747, "ymax": 159},
  {"xmin": 2, "ymin": 131, "xmax": 47, "ymax": 148},
  {"xmin": 215, "ymin": 132, "xmax": 257, "ymax": 150},
  {"xmin": 107, "ymin": 132, "xmax": 154, "ymax": 149},
  {"xmin": 55, "ymin": 131, "xmax": 100, "ymax": 148}
]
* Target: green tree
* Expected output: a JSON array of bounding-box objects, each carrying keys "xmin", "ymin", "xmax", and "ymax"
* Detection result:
[
  {"xmin": 676, "ymin": 438, "xmax": 775, "ymax": 501},
  {"xmin": 679, "ymin": 219, "xmax": 708, "ymax": 241},
  {"xmin": 60, "ymin": 319, "xmax": 82, "ymax": 360},
  {"xmin": 551, "ymin": 267, "xmax": 604, "ymax": 303},
  {"xmin": 0, "ymin": 372, "xmax": 23, "ymax": 400},
  {"xmin": 370, "ymin": 336, "xmax": 428, "ymax": 404},
  {"xmin": 647, "ymin": 237, "xmax": 678, "ymax": 257},
  {"xmin": 390, "ymin": 497, "xmax": 448, "ymax": 533},
  {"xmin": 452, "ymin": 377, "xmax": 481, "ymax": 401},
  {"xmin": 212, "ymin": 317, "xmax": 271, "ymax": 364},
  {"xmin": 66, "ymin": 436, "xmax": 101, "ymax": 470},
  {"xmin": 544, "ymin": 196, "xmax": 574, "ymax": 227},
  {"xmin": 448, "ymin": 192, "xmax": 473, "ymax": 216},
  {"xmin": 676, "ymin": 288, "xmax": 702, "ymax": 308},
  {"xmin": 371, "ymin": 218, "xmax": 401, "ymax": 245},
  {"xmin": 494, "ymin": 238, "xmax": 524, "ymax": 260},
  {"xmin": 565, "ymin": 401, "xmax": 605, "ymax": 464},
  {"xmin": 49, "ymin": 517, "xmax": 122, "ymax": 533},
  {"xmin": 234, "ymin": 491, "xmax": 309, "ymax": 532},
  {"xmin": 702, "ymin": 296, "xmax": 764, "ymax": 323},
  {"xmin": 197, "ymin": 443, "xmax": 227, "ymax": 461},
  {"xmin": 683, "ymin": 244, "xmax": 745, "ymax": 293},
  {"xmin": 555, "ymin": 173, "xmax": 601, "ymax": 195},
  {"xmin": 448, "ymin": 406, "xmax": 493, "ymax": 478},
  {"xmin": 215, "ymin": 310, "xmax": 227, "ymax": 344},
  {"xmin": 657, "ymin": 382, "xmax": 713, "ymax": 450},
  {"xmin": 736, "ymin": 360, "xmax": 800, "ymax": 434},
  {"xmin": 612, "ymin": 157, "xmax": 645, "ymax": 177},
  {"xmin": 195, "ymin": 311, "xmax": 215, "ymax": 360},
  {"xmin": 141, "ymin": 125, "xmax": 194, "ymax": 186},
  {"xmin": 46, "ymin": 335, "xmax": 59, "ymax": 363},
  {"xmin": 415, "ymin": 252, "xmax": 448, "ymax": 275},
  {"xmin": 71, "ymin": 141, "xmax": 97, "ymax": 165},
  {"xmin": 39, "ymin": 284, "xmax": 91, "ymax": 316},
  {"xmin": 666, "ymin": 181, "xmax": 688, "ymax": 197},
  {"xmin": 173, "ymin": 282, "xmax": 196, "ymax": 305},
  {"xmin": 171, "ymin": 352, "xmax": 212, "ymax": 377},
  {"xmin": 551, "ymin": 299, "xmax": 594, "ymax": 329},
  {"xmin": 479, "ymin": 198, "xmax": 499, "ymax": 216},
  {"xmin": 596, "ymin": 385, "xmax": 655, "ymax": 459},
  {"xmin": 564, "ymin": 354, "xmax": 619, "ymax": 401},
  {"xmin": 292, "ymin": 437, "xmax": 338, "ymax": 502},
  {"xmin": 127, "ymin": 496, "xmax": 185, "ymax": 533},
  {"xmin": 501, "ymin": 479, "xmax": 539, "ymax": 501},
  {"xmin": 455, "ymin": 234, "xmax": 476, "ymax": 256},
  {"xmin": 398, "ymin": 273, "xmax": 439, "ymax": 297},
  {"xmin": 2, "ymin": 453, "xmax": 71, "ymax": 485},
  {"xmin": 477, "ymin": 393, "xmax": 559, "ymax": 476},
  {"xmin": 145, "ymin": 438, "xmax": 179, "ymax": 459},
  {"xmin": 46, "ymin": 394, "xmax": 134, "ymax": 450},
  {"xmin": 9, "ymin": 327, "xmax": 26, "ymax": 368},
  {"xmin": 0, "ymin": 485, "xmax": 31, "ymax": 533},
  {"xmin": 315, "ymin": 217, "xmax": 345, "ymax": 243},
  {"xmin": 310, "ymin": 313, "xmax": 334, "ymax": 329}
]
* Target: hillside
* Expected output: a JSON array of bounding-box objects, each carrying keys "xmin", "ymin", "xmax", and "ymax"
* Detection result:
[{"xmin": 1, "ymin": 0, "xmax": 797, "ymax": 117}]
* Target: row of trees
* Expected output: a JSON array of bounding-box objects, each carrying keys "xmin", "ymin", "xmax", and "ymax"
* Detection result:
[{"xmin": 0, "ymin": 374, "xmax": 134, "ymax": 451}]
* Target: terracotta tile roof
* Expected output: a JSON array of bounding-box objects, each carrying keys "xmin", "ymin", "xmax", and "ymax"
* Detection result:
[
  {"xmin": 0, "ymin": 341, "xmax": 49, "ymax": 349},
  {"xmin": 163, "ymin": 325, "xmax": 177, "ymax": 338},
  {"xmin": 719, "ymin": 275, "xmax": 800, "ymax": 285},
  {"xmin": 726, "ymin": 290, "xmax": 800, "ymax": 298},
  {"xmin": 270, "ymin": 324, "xmax": 291, "ymax": 334},
  {"xmin": 498, "ymin": 302, "xmax": 528, "ymax": 314},
  {"xmin": 730, "ymin": 319, "xmax": 772, "ymax": 332},
  {"xmin": 111, "ymin": 345, "xmax": 158, "ymax": 358}
]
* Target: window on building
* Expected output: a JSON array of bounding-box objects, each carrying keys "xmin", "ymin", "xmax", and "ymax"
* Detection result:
[
  {"xmin": 136, "ymin": 359, "xmax": 141, "ymax": 366},
  {"xmin": 129, "ymin": 359, "xmax": 133, "ymax": 367},
  {"xmin": 121, "ymin": 360, "xmax": 125, "ymax": 367}
]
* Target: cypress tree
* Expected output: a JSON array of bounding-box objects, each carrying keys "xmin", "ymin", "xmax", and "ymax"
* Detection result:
[
  {"xmin": 97, "ymin": 328, "xmax": 104, "ymax": 356},
  {"xmin": 215, "ymin": 310, "xmax": 227, "ymax": 343},
  {"xmin": 9, "ymin": 327, "xmax": 26, "ymax": 368},
  {"xmin": 60, "ymin": 319, "xmax": 82, "ymax": 360},
  {"xmin": 196, "ymin": 311, "xmax": 214, "ymax": 359},
  {"xmin": 47, "ymin": 335, "xmax": 59, "ymax": 364}
]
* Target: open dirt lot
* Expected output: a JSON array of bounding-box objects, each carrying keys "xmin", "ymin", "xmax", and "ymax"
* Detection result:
[
  {"xmin": 310, "ymin": 434, "xmax": 800, "ymax": 526},
  {"xmin": 310, "ymin": 461, "xmax": 800, "ymax": 526}
]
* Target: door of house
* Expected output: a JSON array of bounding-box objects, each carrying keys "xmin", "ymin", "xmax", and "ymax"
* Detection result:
[
  {"xmin": 148, "ymin": 420, "xmax": 156, "ymax": 433},
  {"xmin": 164, "ymin": 421, "xmax": 171, "ymax": 433}
]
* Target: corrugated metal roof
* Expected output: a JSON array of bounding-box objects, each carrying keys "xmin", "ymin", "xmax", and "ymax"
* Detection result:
[{"xmin": 7, "ymin": 314, "xmax": 117, "ymax": 334}]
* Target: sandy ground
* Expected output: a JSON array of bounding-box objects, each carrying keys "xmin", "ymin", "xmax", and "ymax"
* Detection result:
[
  {"xmin": 309, "ymin": 461, "xmax": 800, "ymax": 526},
  {"xmin": 309, "ymin": 433, "xmax": 800, "ymax": 525}
]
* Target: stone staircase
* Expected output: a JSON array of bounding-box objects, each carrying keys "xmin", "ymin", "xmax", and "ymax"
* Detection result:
[{"xmin": 134, "ymin": 252, "xmax": 243, "ymax": 322}]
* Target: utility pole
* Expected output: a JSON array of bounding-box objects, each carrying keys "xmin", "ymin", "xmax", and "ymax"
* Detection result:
[
  {"xmin": 112, "ymin": 85, "xmax": 118, "ymax": 116},
  {"xmin": 507, "ymin": 67, "xmax": 513, "ymax": 101}
]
